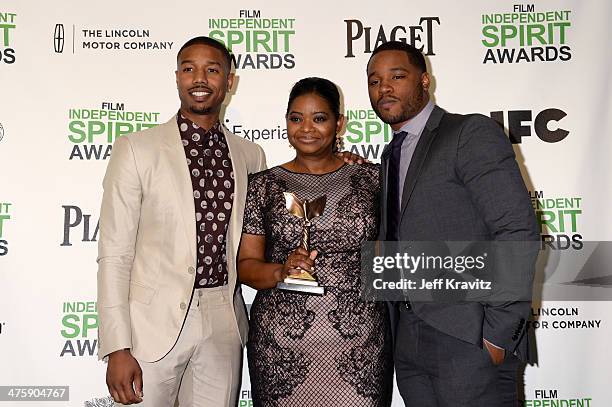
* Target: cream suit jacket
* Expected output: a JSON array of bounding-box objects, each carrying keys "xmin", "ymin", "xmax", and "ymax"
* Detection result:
[{"xmin": 97, "ymin": 116, "xmax": 266, "ymax": 362}]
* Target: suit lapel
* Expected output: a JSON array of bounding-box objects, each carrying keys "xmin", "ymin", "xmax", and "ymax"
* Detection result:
[
  {"xmin": 222, "ymin": 126, "xmax": 244, "ymax": 256},
  {"xmin": 399, "ymin": 106, "xmax": 445, "ymax": 217},
  {"xmin": 380, "ymin": 140, "xmax": 393, "ymax": 161},
  {"xmin": 160, "ymin": 116, "xmax": 196, "ymax": 263}
]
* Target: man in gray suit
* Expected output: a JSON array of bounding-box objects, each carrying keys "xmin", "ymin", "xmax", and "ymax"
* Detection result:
[{"xmin": 367, "ymin": 41, "xmax": 539, "ymax": 406}]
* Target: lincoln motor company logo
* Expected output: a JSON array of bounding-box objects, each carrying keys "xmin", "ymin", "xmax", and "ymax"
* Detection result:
[
  {"xmin": 54, "ymin": 23, "xmax": 65, "ymax": 53},
  {"xmin": 53, "ymin": 23, "xmax": 173, "ymax": 53}
]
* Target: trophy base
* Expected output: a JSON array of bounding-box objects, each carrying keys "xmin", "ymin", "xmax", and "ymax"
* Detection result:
[{"xmin": 277, "ymin": 281, "xmax": 325, "ymax": 295}]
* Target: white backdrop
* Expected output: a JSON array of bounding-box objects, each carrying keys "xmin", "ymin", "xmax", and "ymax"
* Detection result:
[{"xmin": 1, "ymin": 0, "xmax": 611, "ymax": 405}]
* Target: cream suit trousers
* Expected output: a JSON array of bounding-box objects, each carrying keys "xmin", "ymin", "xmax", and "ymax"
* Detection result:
[{"xmin": 117, "ymin": 286, "xmax": 242, "ymax": 407}]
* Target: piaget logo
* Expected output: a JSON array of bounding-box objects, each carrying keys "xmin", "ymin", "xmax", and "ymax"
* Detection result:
[
  {"xmin": 530, "ymin": 191, "xmax": 582, "ymax": 250},
  {"xmin": 344, "ymin": 108, "xmax": 392, "ymax": 161},
  {"xmin": 345, "ymin": 17, "xmax": 440, "ymax": 58},
  {"xmin": 0, "ymin": 202, "xmax": 12, "ymax": 256},
  {"xmin": 60, "ymin": 301, "xmax": 98, "ymax": 357},
  {"xmin": 67, "ymin": 102, "xmax": 160, "ymax": 160},
  {"xmin": 0, "ymin": 12, "xmax": 17, "ymax": 64},
  {"xmin": 481, "ymin": 4, "xmax": 571, "ymax": 64},
  {"xmin": 61, "ymin": 205, "xmax": 99, "ymax": 246},
  {"xmin": 208, "ymin": 10, "xmax": 296, "ymax": 69}
]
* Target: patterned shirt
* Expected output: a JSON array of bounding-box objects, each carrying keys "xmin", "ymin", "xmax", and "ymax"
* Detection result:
[{"xmin": 177, "ymin": 114, "xmax": 234, "ymax": 288}]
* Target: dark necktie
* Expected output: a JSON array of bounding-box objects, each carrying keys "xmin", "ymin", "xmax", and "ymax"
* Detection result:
[{"xmin": 386, "ymin": 131, "xmax": 408, "ymax": 241}]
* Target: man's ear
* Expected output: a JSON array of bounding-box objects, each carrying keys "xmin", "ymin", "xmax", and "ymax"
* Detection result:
[
  {"xmin": 227, "ymin": 72, "xmax": 235, "ymax": 92},
  {"xmin": 421, "ymin": 72, "xmax": 430, "ymax": 91}
]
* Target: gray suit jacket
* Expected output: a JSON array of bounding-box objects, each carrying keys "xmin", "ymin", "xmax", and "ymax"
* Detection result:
[{"xmin": 380, "ymin": 105, "xmax": 539, "ymax": 360}]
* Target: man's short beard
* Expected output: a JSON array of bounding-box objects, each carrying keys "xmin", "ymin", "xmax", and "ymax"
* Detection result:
[
  {"xmin": 376, "ymin": 110, "xmax": 411, "ymax": 126},
  {"xmin": 189, "ymin": 106, "xmax": 213, "ymax": 115},
  {"xmin": 373, "ymin": 87, "xmax": 427, "ymax": 125}
]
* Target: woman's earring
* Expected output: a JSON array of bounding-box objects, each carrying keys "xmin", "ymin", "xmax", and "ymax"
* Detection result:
[{"xmin": 335, "ymin": 134, "xmax": 344, "ymax": 152}]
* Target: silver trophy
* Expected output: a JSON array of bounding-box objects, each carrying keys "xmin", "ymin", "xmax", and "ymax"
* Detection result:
[{"xmin": 277, "ymin": 192, "xmax": 326, "ymax": 295}]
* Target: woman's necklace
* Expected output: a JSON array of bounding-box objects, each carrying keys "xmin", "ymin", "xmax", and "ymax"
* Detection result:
[{"xmin": 291, "ymin": 157, "xmax": 340, "ymax": 174}]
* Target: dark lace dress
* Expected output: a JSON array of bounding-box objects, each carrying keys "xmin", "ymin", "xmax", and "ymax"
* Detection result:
[{"xmin": 242, "ymin": 163, "xmax": 393, "ymax": 407}]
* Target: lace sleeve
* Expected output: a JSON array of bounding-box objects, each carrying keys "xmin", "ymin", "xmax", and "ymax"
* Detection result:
[
  {"xmin": 242, "ymin": 171, "xmax": 267, "ymax": 235},
  {"xmin": 365, "ymin": 162, "xmax": 381, "ymax": 195}
]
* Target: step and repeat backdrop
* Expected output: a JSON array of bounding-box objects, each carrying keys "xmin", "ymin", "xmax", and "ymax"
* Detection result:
[{"xmin": 1, "ymin": 0, "xmax": 611, "ymax": 405}]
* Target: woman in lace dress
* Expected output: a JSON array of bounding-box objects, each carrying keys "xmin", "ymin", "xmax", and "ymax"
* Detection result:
[{"xmin": 238, "ymin": 77, "xmax": 392, "ymax": 406}]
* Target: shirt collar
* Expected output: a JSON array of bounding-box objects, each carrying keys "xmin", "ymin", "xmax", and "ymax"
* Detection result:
[
  {"xmin": 395, "ymin": 100, "xmax": 435, "ymax": 137},
  {"xmin": 177, "ymin": 113, "xmax": 224, "ymax": 142}
]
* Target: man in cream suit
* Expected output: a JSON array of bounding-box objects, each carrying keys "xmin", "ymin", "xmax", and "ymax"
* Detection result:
[{"xmin": 97, "ymin": 36, "xmax": 266, "ymax": 406}]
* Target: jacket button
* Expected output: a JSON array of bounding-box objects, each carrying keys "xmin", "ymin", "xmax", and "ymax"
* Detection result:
[
  {"xmin": 188, "ymin": 266, "xmax": 195, "ymax": 274},
  {"xmin": 180, "ymin": 302, "xmax": 187, "ymax": 310}
]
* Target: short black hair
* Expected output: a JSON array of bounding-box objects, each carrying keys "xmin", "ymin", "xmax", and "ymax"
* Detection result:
[
  {"xmin": 368, "ymin": 41, "xmax": 427, "ymax": 73},
  {"xmin": 286, "ymin": 77, "xmax": 341, "ymax": 120},
  {"xmin": 177, "ymin": 36, "xmax": 233, "ymax": 71}
]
